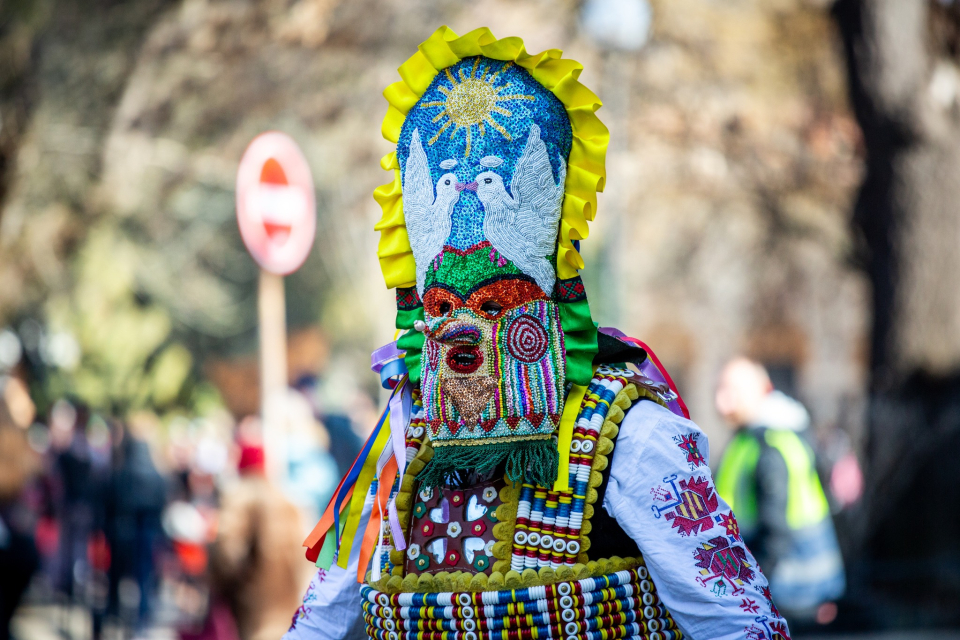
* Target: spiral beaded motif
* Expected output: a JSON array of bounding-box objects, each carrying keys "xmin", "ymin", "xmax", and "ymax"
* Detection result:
[{"xmin": 506, "ymin": 315, "xmax": 550, "ymax": 363}]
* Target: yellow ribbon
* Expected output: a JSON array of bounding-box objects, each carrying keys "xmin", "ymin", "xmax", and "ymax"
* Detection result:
[
  {"xmin": 553, "ymin": 382, "xmax": 589, "ymax": 492},
  {"xmin": 336, "ymin": 417, "xmax": 394, "ymax": 568}
]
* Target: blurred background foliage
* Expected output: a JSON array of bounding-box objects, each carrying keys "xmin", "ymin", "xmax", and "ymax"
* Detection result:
[{"xmin": 0, "ymin": 0, "xmax": 865, "ymax": 427}]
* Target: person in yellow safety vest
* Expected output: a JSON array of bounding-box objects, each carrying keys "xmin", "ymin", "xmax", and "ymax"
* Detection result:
[{"xmin": 714, "ymin": 357, "xmax": 845, "ymax": 626}]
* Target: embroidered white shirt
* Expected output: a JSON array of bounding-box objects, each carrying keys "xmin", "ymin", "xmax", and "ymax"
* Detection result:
[
  {"xmin": 285, "ymin": 496, "xmax": 371, "ymax": 640},
  {"xmin": 605, "ymin": 400, "xmax": 788, "ymax": 640},
  {"xmin": 284, "ymin": 399, "xmax": 789, "ymax": 640}
]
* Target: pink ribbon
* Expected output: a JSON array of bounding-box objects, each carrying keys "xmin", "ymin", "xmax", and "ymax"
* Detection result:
[{"xmin": 386, "ymin": 381, "xmax": 411, "ymax": 549}]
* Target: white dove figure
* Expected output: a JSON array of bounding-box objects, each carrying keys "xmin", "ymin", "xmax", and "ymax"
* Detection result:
[
  {"xmin": 403, "ymin": 128, "xmax": 462, "ymax": 294},
  {"xmin": 475, "ymin": 124, "xmax": 566, "ymax": 296}
]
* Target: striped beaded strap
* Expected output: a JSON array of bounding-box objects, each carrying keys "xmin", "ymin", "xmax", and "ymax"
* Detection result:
[
  {"xmin": 364, "ymin": 598, "xmax": 655, "ymax": 630},
  {"xmin": 364, "ymin": 568, "xmax": 642, "ymax": 607},
  {"xmin": 361, "ymin": 586, "xmax": 665, "ymax": 620},
  {"xmin": 510, "ymin": 369, "xmax": 634, "ymax": 572},
  {"xmin": 364, "ymin": 623, "xmax": 681, "ymax": 640}
]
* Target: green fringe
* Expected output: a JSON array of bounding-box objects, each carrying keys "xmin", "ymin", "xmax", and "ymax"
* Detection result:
[{"xmin": 417, "ymin": 438, "xmax": 559, "ymax": 488}]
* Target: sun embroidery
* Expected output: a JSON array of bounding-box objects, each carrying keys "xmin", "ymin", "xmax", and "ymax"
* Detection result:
[{"xmin": 420, "ymin": 59, "xmax": 536, "ymax": 157}]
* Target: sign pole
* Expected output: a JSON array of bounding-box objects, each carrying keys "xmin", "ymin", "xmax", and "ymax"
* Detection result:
[
  {"xmin": 259, "ymin": 269, "xmax": 288, "ymax": 482},
  {"xmin": 237, "ymin": 131, "xmax": 316, "ymax": 484}
]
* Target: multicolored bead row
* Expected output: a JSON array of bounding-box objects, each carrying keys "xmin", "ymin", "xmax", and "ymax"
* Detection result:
[
  {"xmin": 365, "ymin": 567, "xmax": 641, "ymax": 606},
  {"xmin": 362, "ymin": 568, "xmax": 680, "ymax": 640},
  {"xmin": 509, "ymin": 370, "xmax": 632, "ymax": 569},
  {"xmin": 365, "ymin": 598, "xmax": 657, "ymax": 629},
  {"xmin": 364, "ymin": 621, "xmax": 680, "ymax": 640}
]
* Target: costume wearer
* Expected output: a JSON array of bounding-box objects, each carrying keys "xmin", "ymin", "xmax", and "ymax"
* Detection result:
[
  {"xmin": 285, "ymin": 27, "xmax": 790, "ymax": 640},
  {"xmin": 715, "ymin": 391, "xmax": 845, "ymax": 619}
]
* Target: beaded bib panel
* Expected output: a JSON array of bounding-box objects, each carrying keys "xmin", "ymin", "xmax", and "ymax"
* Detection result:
[
  {"xmin": 364, "ymin": 367, "xmax": 684, "ymax": 639},
  {"xmin": 406, "ymin": 478, "xmax": 506, "ymax": 575}
]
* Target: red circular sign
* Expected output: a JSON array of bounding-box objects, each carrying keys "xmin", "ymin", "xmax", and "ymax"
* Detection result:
[{"xmin": 236, "ymin": 132, "xmax": 316, "ymax": 275}]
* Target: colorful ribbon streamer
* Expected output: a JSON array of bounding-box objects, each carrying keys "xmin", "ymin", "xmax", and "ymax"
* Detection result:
[
  {"xmin": 597, "ymin": 327, "xmax": 689, "ymax": 419},
  {"xmin": 303, "ymin": 341, "xmax": 414, "ymax": 581},
  {"xmin": 337, "ymin": 400, "xmax": 396, "ymax": 568},
  {"xmin": 386, "ymin": 381, "xmax": 411, "ymax": 549}
]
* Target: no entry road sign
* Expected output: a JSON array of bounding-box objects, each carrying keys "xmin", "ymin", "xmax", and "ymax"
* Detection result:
[{"xmin": 236, "ymin": 132, "xmax": 316, "ymax": 275}]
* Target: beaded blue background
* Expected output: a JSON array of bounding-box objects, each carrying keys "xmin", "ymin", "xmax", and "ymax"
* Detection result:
[{"xmin": 397, "ymin": 57, "xmax": 573, "ymax": 251}]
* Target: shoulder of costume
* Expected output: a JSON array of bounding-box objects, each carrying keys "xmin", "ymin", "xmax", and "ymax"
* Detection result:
[{"xmin": 594, "ymin": 329, "xmax": 691, "ymax": 420}]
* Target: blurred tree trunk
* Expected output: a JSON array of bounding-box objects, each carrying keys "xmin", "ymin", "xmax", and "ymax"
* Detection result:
[
  {"xmin": 0, "ymin": 2, "xmax": 44, "ymax": 208},
  {"xmin": 0, "ymin": 0, "xmax": 176, "ymax": 316},
  {"xmin": 834, "ymin": 0, "xmax": 960, "ymax": 621}
]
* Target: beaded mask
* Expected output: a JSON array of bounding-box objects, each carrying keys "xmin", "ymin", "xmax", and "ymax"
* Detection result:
[{"xmin": 374, "ymin": 28, "xmax": 609, "ymax": 486}]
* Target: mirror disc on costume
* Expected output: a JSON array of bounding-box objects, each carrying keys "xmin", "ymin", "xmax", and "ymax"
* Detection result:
[
  {"xmin": 425, "ymin": 538, "xmax": 447, "ymax": 563},
  {"xmin": 429, "ymin": 498, "xmax": 450, "ymax": 523},
  {"xmin": 465, "ymin": 495, "xmax": 487, "ymax": 521},
  {"xmin": 462, "ymin": 537, "xmax": 486, "ymax": 563}
]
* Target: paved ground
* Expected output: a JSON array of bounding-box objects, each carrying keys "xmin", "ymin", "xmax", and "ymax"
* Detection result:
[{"xmin": 11, "ymin": 605, "xmax": 175, "ymax": 640}]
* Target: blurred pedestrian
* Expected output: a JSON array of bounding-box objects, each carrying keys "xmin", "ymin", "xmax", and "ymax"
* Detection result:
[
  {"xmin": 714, "ymin": 357, "xmax": 845, "ymax": 624},
  {"xmin": 280, "ymin": 387, "xmax": 340, "ymax": 527},
  {"xmin": 0, "ymin": 376, "xmax": 41, "ymax": 640},
  {"xmin": 104, "ymin": 424, "xmax": 167, "ymax": 633},
  {"xmin": 210, "ymin": 439, "xmax": 312, "ymax": 640},
  {"xmin": 53, "ymin": 400, "xmax": 96, "ymax": 600},
  {"xmin": 292, "ymin": 375, "xmax": 361, "ymax": 479}
]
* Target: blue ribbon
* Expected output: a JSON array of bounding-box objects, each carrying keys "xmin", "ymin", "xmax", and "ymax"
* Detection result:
[
  {"xmin": 331, "ymin": 384, "xmax": 398, "ymax": 553},
  {"xmin": 379, "ymin": 358, "xmax": 408, "ymax": 389}
]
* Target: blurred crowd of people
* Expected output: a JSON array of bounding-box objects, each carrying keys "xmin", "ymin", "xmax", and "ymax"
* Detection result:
[{"xmin": 0, "ymin": 374, "xmax": 363, "ymax": 640}]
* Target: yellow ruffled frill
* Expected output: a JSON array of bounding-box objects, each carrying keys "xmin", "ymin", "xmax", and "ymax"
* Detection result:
[{"xmin": 373, "ymin": 25, "xmax": 609, "ymax": 289}]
